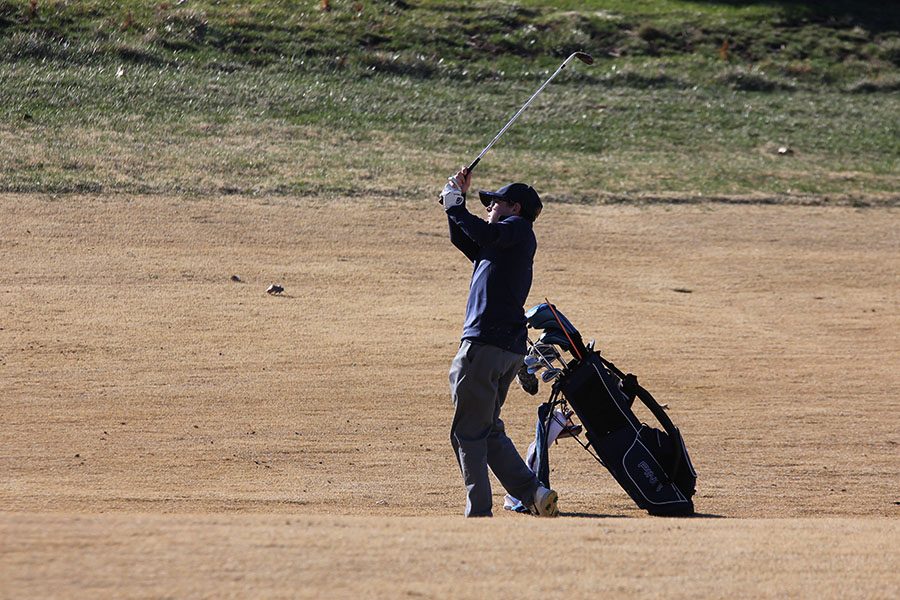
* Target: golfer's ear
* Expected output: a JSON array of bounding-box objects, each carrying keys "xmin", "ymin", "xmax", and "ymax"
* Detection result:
[{"xmin": 513, "ymin": 202, "xmax": 522, "ymax": 215}]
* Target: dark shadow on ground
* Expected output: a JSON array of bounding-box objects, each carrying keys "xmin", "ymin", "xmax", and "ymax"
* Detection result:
[
  {"xmin": 561, "ymin": 512, "xmax": 631, "ymax": 519},
  {"xmin": 561, "ymin": 511, "xmax": 727, "ymax": 519}
]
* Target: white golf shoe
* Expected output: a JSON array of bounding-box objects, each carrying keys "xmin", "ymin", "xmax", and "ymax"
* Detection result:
[{"xmin": 529, "ymin": 485, "xmax": 559, "ymax": 517}]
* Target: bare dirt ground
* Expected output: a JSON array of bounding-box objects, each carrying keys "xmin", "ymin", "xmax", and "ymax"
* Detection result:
[{"xmin": 1, "ymin": 194, "xmax": 898, "ymax": 598}]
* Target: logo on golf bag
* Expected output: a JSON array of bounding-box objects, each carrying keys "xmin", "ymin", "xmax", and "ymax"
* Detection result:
[{"xmin": 638, "ymin": 460, "xmax": 663, "ymax": 492}]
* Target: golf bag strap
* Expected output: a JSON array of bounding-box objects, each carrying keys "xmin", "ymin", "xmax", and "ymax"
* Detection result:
[
  {"xmin": 547, "ymin": 386, "xmax": 561, "ymax": 405},
  {"xmin": 633, "ymin": 385, "xmax": 684, "ymax": 485},
  {"xmin": 594, "ymin": 353, "xmax": 684, "ymax": 483}
]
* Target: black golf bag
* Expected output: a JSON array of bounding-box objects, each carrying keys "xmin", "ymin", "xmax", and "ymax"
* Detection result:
[{"xmin": 526, "ymin": 303, "xmax": 697, "ymax": 516}]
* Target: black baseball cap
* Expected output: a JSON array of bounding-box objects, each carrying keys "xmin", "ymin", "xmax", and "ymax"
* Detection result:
[{"xmin": 478, "ymin": 183, "xmax": 543, "ymax": 222}]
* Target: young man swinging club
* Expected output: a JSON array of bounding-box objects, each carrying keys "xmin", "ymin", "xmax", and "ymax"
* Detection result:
[{"xmin": 440, "ymin": 166, "xmax": 558, "ymax": 518}]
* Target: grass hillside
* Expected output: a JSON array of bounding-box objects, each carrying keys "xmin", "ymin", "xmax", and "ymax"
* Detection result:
[{"xmin": 1, "ymin": 0, "xmax": 898, "ymax": 202}]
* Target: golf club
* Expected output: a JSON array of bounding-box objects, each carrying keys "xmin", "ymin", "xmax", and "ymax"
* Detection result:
[
  {"xmin": 441, "ymin": 51, "xmax": 593, "ymax": 202},
  {"xmin": 528, "ymin": 337, "xmax": 566, "ymax": 370},
  {"xmin": 524, "ymin": 355, "xmax": 545, "ymax": 374},
  {"xmin": 541, "ymin": 368, "xmax": 562, "ymax": 383},
  {"xmin": 466, "ymin": 51, "xmax": 594, "ymax": 173}
]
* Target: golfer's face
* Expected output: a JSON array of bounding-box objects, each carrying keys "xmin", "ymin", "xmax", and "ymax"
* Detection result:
[{"xmin": 487, "ymin": 199, "xmax": 518, "ymax": 224}]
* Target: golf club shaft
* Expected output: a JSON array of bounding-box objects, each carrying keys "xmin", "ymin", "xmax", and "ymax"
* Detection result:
[
  {"xmin": 466, "ymin": 52, "xmax": 591, "ymax": 173},
  {"xmin": 528, "ymin": 337, "xmax": 566, "ymax": 369}
]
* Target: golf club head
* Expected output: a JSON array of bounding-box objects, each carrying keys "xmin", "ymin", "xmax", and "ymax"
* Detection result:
[
  {"xmin": 541, "ymin": 368, "xmax": 562, "ymax": 383},
  {"xmin": 528, "ymin": 344, "xmax": 560, "ymax": 365},
  {"xmin": 525, "ymin": 303, "xmax": 580, "ymax": 336},
  {"xmin": 537, "ymin": 330, "xmax": 572, "ymax": 353},
  {"xmin": 524, "ymin": 355, "xmax": 545, "ymax": 374},
  {"xmin": 573, "ymin": 52, "xmax": 594, "ymax": 65}
]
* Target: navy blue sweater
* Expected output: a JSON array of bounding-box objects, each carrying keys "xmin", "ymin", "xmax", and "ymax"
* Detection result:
[{"xmin": 447, "ymin": 203, "xmax": 536, "ymax": 355}]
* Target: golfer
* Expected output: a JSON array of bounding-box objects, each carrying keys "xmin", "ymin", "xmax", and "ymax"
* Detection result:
[{"xmin": 440, "ymin": 166, "xmax": 558, "ymax": 518}]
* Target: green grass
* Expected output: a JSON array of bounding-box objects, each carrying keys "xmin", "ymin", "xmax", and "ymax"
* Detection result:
[{"xmin": 0, "ymin": 0, "xmax": 898, "ymax": 202}]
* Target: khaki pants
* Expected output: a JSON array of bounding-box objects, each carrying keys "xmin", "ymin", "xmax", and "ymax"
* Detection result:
[{"xmin": 449, "ymin": 340, "xmax": 538, "ymax": 517}]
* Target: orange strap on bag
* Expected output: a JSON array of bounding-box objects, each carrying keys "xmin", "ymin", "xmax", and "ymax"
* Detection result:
[{"xmin": 544, "ymin": 298, "xmax": 583, "ymax": 360}]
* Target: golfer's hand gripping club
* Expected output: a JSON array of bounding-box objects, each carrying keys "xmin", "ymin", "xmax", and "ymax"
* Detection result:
[
  {"xmin": 440, "ymin": 176, "xmax": 465, "ymax": 210},
  {"xmin": 438, "ymin": 167, "xmax": 472, "ymax": 207}
]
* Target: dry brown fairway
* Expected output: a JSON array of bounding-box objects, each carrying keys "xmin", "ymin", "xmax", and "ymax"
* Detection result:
[{"xmin": 1, "ymin": 195, "xmax": 898, "ymax": 597}]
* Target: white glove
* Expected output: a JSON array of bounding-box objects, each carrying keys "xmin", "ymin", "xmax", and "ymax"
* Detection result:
[{"xmin": 440, "ymin": 176, "xmax": 465, "ymax": 210}]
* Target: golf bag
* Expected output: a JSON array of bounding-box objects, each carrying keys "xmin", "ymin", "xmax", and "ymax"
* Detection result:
[{"xmin": 526, "ymin": 303, "xmax": 697, "ymax": 516}]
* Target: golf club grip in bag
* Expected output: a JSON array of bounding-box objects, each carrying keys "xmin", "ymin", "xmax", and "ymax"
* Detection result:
[{"xmin": 556, "ymin": 352, "xmax": 697, "ymax": 516}]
